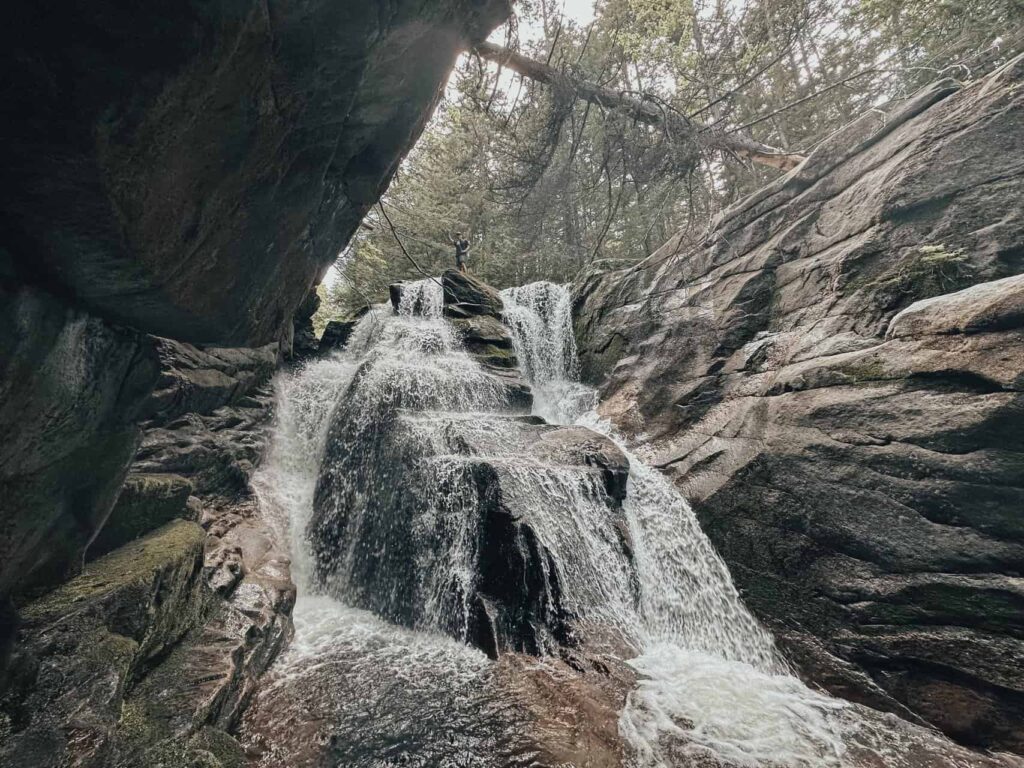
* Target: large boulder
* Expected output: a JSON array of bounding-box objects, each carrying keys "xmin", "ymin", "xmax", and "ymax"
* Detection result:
[
  {"xmin": 0, "ymin": 0, "xmax": 510, "ymax": 347},
  {"xmin": 0, "ymin": 0, "xmax": 511, "ymax": 613},
  {"xmin": 144, "ymin": 338, "xmax": 278, "ymax": 425},
  {"xmin": 307, "ymin": 301, "xmax": 631, "ymax": 658},
  {"xmin": 318, "ymin": 307, "xmax": 370, "ymax": 354},
  {"xmin": 87, "ymin": 473, "xmax": 195, "ymax": 560},
  {"xmin": 443, "ymin": 268, "xmax": 505, "ymax": 318},
  {"xmin": 0, "ymin": 521, "xmax": 207, "ymax": 768},
  {"xmin": 311, "ymin": 409, "xmax": 631, "ymax": 658},
  {"xmin": 449, "ymin": 314, "xmax": 519, "ymax": 369},
  {"xmin": 0, "ymin": 284, "xmax": 160, "ymax": 601},
  {"xmin": 572, "ymin": 62, "xmax": 1024, "ymax": 752}
]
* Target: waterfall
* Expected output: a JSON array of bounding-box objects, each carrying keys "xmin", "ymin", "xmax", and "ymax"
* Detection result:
[
  {"xmin": 501, "ymin": 282, "xmax": 597, "ymax": 424},
  {"xmin": 244, "ymin": 279, "xmax": 969, "ymax": 768},
  {"xmin": 396, "ymin": 277, "xmax": 444, "ymax": 318},
  {"xmin": 500, "ymin": 281, "xmax": 578, "ymax": 383},
  {"xmin": 501, "ymin": 282, "xmax": 849, "ymax": 765}
]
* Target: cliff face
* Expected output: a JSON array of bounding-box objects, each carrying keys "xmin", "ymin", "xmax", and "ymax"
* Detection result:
[
  {"xmin": 0, "ymin": 1, "xmax": 509, "ymax": 762},
  {"xmin": 0, "ymin": 0, "xmax": 508, "ymax": 346},
  {"xmin": 573, "ymin": 59, "xmax": 1024, "ymax": 752},
  {"xmin": 0, "ymin": 0, "xmax": 509, "ymax": 604}
]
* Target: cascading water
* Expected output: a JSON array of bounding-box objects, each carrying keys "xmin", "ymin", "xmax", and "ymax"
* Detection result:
[
  {"xmin": 396, "ymin": 277, "xmax": 444, "ymax": 319},
  {"xmin": 243, "ymin": 279, "xmax": 1001, "ymax": 768},
  {"xmin": 500, "ymin": 283, "xmax": 846, "ymax": 765},
  {"xmin": 500, "ymin": 282, "xmax": 597, "ymax": 423}
]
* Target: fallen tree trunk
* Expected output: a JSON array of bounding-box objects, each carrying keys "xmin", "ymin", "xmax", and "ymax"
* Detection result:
[{"xmin": 474, "ymin": 41, "xmax": 805, "ymax": 172}]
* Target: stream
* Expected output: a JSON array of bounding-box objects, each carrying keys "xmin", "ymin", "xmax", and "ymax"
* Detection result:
[{"xmin": 238, "ymin": 280, "xmax": 1000, "ymax": 768}]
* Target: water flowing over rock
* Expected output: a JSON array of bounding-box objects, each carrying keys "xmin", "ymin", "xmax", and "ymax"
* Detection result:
[
  {"xmin": 573, "ymin": 62, "xmax": 1024, "ymax": 754},
  {"xmin": 0, "ymin": 0, "xmax": 511, "ymax": 621},
  {"xmin": 308, "ymin": 307, "xmax": 630, "ymax": 657},
  {"xmin": 2, "ymin": 8, "xmax": 515, "ymax": 756},
  {"xmin": 240, "ymin": 275, "xmax": 1009, "ymax": 766}
]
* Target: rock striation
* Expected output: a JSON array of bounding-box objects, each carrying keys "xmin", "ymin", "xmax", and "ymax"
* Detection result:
[
  {"xmin": 0, "ymin": 0, "xmax": 511, "ymax": 612},
  {"xmin": 1, "ymin": 334, "xmax": 294, "ymax": 765},
  {"xmin": 0, "ymin": 0, "xmax": 510, "ymax": 347},
  {"xmin": 573, "ymin": 60, "xmax": 1024, "ymax": 752}
]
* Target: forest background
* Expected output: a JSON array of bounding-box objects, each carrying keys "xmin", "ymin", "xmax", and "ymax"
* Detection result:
[{"xmin": 316, "ymin": 0, "xmax": 1024, "ymax": 327}]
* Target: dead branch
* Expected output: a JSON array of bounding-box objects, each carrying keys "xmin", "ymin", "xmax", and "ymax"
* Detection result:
[{"xmin": 474, "ymin": 41, "xmax": 805, "ymax": 171}]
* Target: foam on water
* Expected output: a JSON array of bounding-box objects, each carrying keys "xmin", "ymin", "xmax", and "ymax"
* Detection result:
[
  {"xmin": 619, "ymin": 645, "xmax": 847, "ymax": 767},
  {"xmin": 505, "ymin": 281, "xmax": 853, "ymax": 766},
  {"xmin": 397, "ymin": 276, "xmax": 444, "ymax": 318},
  {"xmin": 247, "ymin": 278, "xmax": 977, "ymax": 768}
]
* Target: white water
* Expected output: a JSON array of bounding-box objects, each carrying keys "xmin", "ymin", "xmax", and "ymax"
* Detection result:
[
  {"xmin": 396, "ymin": 276, "xmax": 444, "ymax": 318},
  {"xmin": 500, "ymin": 283, "xmax": 851, "ymax": 766},
  {"xmin": 245, "ymin": 280, "xmax": 989, "ymax": 768}
]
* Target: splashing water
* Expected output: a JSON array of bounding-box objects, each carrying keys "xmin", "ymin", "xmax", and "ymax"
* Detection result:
[
  {"xmin": 501, "ymin": 282, "xmax": 856, "ymax": 766},
  {"xmin": 397, "ymin": 277, "xmax": 444, "ymax": 318},
  {"xmin": 500, "ymin": 281, "xmax": 578, "ymax": 383},
  {"xmin": 245, "ymin": 280, "xmax": 994, "ymax": 768}
]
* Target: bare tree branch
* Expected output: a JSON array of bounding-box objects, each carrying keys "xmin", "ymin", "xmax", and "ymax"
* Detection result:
[{"xmin": 474, "ymin": 41, "xmax": 806, "ymax": 171}]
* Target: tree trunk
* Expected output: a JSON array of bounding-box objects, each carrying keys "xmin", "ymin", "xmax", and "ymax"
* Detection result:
[{"xmin": 474, "ymin": 41, "xmax": 805, "ymax": 172}]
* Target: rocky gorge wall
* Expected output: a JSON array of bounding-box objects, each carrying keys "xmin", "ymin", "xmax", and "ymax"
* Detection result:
[
  {"xmin": 573, "ymin": 58, "xmax": 1024, "ymax": 754},
  {"xmin": 0, "ymin": 1, "xmax": 509, "ymax": 764}
]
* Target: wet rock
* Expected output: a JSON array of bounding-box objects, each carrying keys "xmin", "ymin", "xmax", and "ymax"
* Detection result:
[
  {"xmin": 311, "ymin": 405, "xmax": 633, "ymax": 658},
  {"xmin": 319, "ymin": 316, "xmax": 363, "ymax": 354},
  {"xmin": 443, "ymin": 269, "xmax": 505, "ymax": 318},
  {"xmin": 87, "ymin": 473, "xmax": 195, "ymax": 560},
  {"xmin": 1, "ymin": 0, "xmax": 511, "ymax": 347},
  {"xmin": 0, "ymin": 284, "xmax": 160, "ymax": 602},
  {"xmin": 0, "ymin": 520, "xmax": 207, "ymax": 768},
  {"xmin": 112, "ymin": 540, "xmax": 294, "ymax": 766},
  {"xmin": 528, "ymin": 425, "xmax": 630, "ymax": 506},
  {"xmin": 389, "ymin": 279, "xmax": 442, "ymax": 315},
  {"xmin": 134, "ymin": 392, "xmax": 273, "ymax": 500},
  {"xmin": 450, "ymin": 314, "xmax": 519, "ymax": 369},
  {"xmin": 144, "ymin": 339, "xmax": 278, "ymax": 425},
  {"xmin": 289, "ymin": 290, "xmax": 321, "ymax": 360},
  {"xmin": 572, "ymin": 66, "xmax": 1024, "ymax": 752},
  {"xmin": 887, "ymin": 273, "xmax": 1024, "ymax": 339}
]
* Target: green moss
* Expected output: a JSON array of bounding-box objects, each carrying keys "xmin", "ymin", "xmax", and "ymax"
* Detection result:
[
  {"xmin": 845, "ymin": 243, "xmax": 975, "ymax": 300},
  {"xmin": 84, "ymin": 627, "xmax": 139, "ymax": 670},
  {"xmin": 23, "ymin": 520, "xmax": 204, "ymax": 623},
  {"xmin": 188, "ymin": 728, "xmax": 248, "ymax": 768},
  {"xmin": 837, "ymin": 359, "xmax": 890, "ymax": 384},
  {"xmin": 116, "ymin": 701, "xmax": 248, "ymax": 768},
  {"xmin": 89, "ymin": 474, "xmax": 193, "ymax": 559}
]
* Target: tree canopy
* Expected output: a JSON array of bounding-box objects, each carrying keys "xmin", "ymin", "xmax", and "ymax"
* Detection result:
[{"xmin": 320, "ymin": 0, "xmax": 1023, "ymax": 321}]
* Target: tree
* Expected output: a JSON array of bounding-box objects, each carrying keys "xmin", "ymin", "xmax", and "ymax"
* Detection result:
[{"xmin": 316, "ymin": 0, "xmax": 1024, "ymax": 322}]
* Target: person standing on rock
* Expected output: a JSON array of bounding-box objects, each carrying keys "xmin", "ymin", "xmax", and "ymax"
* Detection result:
[{"xmin": 451, "ymin": 232, "xmax": 471, "ymax": 273}]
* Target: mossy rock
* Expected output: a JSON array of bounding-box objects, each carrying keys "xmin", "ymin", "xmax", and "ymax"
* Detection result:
[
  {"xmin": 3, "ymin": 522, "xmax": 210, "ymax": 767},
  {"xmin": 837, "ymin": 359, "xmax": 891, "ymax": 384},
  {"xmin": 473, "ymin": 346, "xmax": 519, "ymax": 369},
  {"xmin": 113, "ymin": 712, "xmax": 246, "ymax": 768},
  {"xmin": 22, "ymin": 519, "xmax": 207, "ymax": 661},
  {"xmin": 844, "ymin": 244, "xmax": 976, "ymax": 307},
  {"xmin": 88, "ymin": 473, "xmax": 194, "ymax": 560}
]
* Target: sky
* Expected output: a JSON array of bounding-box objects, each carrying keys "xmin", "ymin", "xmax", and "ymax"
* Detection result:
[{"xmin": 506, "ymin": 0, "xmax": 597, "ymax": 43}]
